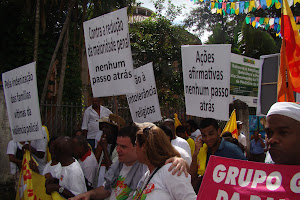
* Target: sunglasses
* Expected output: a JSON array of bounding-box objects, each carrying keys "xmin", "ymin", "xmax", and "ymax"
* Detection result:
[{"xmin": 137, "ymin": 126, "xmax": 154, "ymax": 136}]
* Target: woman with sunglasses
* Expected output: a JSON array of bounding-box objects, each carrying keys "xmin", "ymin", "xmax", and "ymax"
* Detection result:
[{"xmin": 133, "ymin": 125, "xmax": 196, "ymax": 200}]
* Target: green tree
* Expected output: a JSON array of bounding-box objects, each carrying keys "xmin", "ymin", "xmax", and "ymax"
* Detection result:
[
  {"xmin": 239, "ymin": 22, "xmax": 279, "ymax": 59},
  {"xmin": 130, "ymin": 14, "xmax": 201, "ymax": 108}
]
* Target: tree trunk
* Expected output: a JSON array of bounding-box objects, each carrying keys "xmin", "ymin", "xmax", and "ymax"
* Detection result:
[
  {"xmin": 80, "ymin": 0, "xmax": 89, "ymax": 107},
  {"xmin": 40, "ymin": 0, "xmax": 75, "ymax": 105},
  {"xmin": 33, "ymin": 0, "xmax": 40, "ymax": 62},
  {"xmin": 55, "ymin": 27, "xmax": 69, "ymax": 136},
  {"xmin": 56, "ymin": 27, "xmax": 69, "ymax": 106}
]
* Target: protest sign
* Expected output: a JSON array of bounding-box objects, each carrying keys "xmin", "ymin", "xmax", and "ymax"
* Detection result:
[
  {"xmin": 83, "ymin": 7, "xmax": 136, "ymax": 97},
  {"xmin": 230, "ymin": 54, "xmax": 260, "ymax": 107},
  {"xmin": 126, "ymin": 63, "xmax": 162, "ymax": 123},
  {"xmin": 182, "ymin": 44, "xmax": 231, "ymax": 121},
  {"xmin": 2, "ymin": 62, "xmax": 43, "ymax": 142},
  {"xmin": 197, "ymin": 156, "xmax": 300, "ymax": 200}
]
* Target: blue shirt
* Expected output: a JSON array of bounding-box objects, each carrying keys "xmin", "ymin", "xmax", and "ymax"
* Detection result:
[
  {"xmin": 206, "ymin": 138, "xmax": 247, "ymax": 166},
  {"xmin": 250, "ymin": 139, "xmax": 265, "ymax": 154}
]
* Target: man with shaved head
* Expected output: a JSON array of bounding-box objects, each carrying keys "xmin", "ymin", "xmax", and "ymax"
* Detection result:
[
  {"xmin": 265, "ymin": 102, "xmax": 300, "ymax": 165},
  {"xmin": 45, "ymin": 136, "xmax": 87, "ymax": 198}
]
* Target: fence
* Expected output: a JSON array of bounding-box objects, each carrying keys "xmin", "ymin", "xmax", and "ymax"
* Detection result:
[{"xmin": 40, "ymin": 102, "xmax": 203, "ymax": 137}]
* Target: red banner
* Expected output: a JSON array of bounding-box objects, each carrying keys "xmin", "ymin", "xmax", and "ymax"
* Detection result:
[{"xmin": 197, "ymin": 156, "xmax": 300, "ymax": 200}]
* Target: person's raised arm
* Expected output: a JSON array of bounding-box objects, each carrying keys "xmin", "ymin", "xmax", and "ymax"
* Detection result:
[
  {"xmin": 99, "ymin": 135, "xmax": 112, "ymax": 169},
  {"xmin": 190, "ymin": 135, "xmax": 202, "ymax": 181}
]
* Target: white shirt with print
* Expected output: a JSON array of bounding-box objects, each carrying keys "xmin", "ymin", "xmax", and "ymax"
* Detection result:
[
  {"xmin": 133, "ymin": 163, "xmax": 196, "ymax": 200},
  {"xmin": 59, "ymin": 159, "xmax": 87, "ymax": 196},
  {"xmin": 109, "ymin": 164, "xmax": 134, "ymax": 200},
  {"xmin": 42, "ymin": 161, "xmax": 62, "ymax": 178}
]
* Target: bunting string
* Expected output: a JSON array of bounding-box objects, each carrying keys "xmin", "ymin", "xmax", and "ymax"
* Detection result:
[
  {"xmin": 245, "ymin": 16, "xmax": 300, "ymax": 36},
  {"xmin": 191, "ymin": 0, "xmax": 300, "ymax": 14}
]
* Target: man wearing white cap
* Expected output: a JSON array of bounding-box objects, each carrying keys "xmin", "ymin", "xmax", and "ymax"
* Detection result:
[{"xmin": 265, "ymin": 102, "xmax": 300, "ymax": 165}]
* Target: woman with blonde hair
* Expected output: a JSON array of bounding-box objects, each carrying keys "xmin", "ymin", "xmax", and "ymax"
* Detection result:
[{"xmin": 133, "ymin": 125, "xmax": 196, "ymax": 200}]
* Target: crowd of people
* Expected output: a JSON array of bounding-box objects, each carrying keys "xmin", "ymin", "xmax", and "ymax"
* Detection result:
[{"xmin": 6, "ymin": 99, "xmax": 300, "ymax": 199}]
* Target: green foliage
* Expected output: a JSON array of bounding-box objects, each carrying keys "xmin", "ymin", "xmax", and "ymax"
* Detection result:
[
  {"xmin": 130, "ymin": 15, "xmax": 201, "ymax": 108},
  {"xmin": 239, "ymin": 22, "xmax": 279, "ymax": 59},
  {"xmin": 0, "ymin": 0, "xmax": 136, "ymax": 105}
]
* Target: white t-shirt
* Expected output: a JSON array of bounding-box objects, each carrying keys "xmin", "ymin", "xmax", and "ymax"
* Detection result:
[
  {"xmin": 30, "ymin": 126, "xmax": 48, "ymax": 173},
  {"xmin": 190, "ymin": 129, "xmax": 201, "ymax": 141},
  {"xmin": 173, "ymin": 146, "xmax": 192, "ymax": 167},
  {"xmin": 133, "ymin": 163, "xmax": 196, "ymax": 200},
  {"xmin": 59, "ymin": 159, "xmax": 87, "ymax": 196},
  {"xmin": 81, "ymin": 105, "xmax": 112, "ymax": 139},
  {"xmin": 238, "ymin": 133, "xmax": 247, "ymax": 147},
  {"xmin": 78, "ymin": 150, "xmax": 98, "ymax": 188},
  {"xmin": 265, "ymin": 151, "xmax": 275, "ymax": 164},
  {"xmin": 42, "ymin": 161, "xmax": 62, "ymax": 178},
  {"xmin": 109, "ymin": 164, "xmax": 135, "ymax": 200},
  {"xmin": 6, "ymin": 140, "xmax": 24, "ymax": 174},
  {"xmin": 171, "ymin": 137, "xmax": 192, "ymax": 158}
]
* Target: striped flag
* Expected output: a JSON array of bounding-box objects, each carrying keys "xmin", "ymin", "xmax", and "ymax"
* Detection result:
[{"xmin": 277, "ymin": 0, "xmax": 300, "ymax": 101}]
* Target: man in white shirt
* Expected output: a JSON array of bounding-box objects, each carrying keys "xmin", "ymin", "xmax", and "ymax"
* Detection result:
[
  {"xmin": 73, "ymin": 135, "xmax": 98, "ymax": 190},
  {"xmin": 46, "ymin": 136, "xmax": 87, "ymax": 198},
  {"xmin": 81, "ymin": 98, "xmax": 112, "ymax": 151},
  {"xmin": 163, "ymin": 119, "xmax": 192, "ymax": 158},
  {"xmin": 237, "ymin": 121, "xmax": 247, "ymax": 152}
]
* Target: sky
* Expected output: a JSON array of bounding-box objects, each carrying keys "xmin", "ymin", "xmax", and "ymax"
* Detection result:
[{"xmin": 137, "ymin": 0, "xmax": 211, "ymax": 43}]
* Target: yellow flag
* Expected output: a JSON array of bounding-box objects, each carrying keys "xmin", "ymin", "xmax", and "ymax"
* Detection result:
[
  {"xmin": 222, "ymin": 109, "xmax": 238, "ymax": 139},
  {"xmin": 174, "ymin": 113, "xmax": 182, "ymax": 129},
  {"xmin": 197, "ymin": 144, "xmax": 208, "ymax": 176},
  {"xmin": 16, "ymin": 151, "xmax": 66, "ymax": 200},
  {"xmin": 43, "ymin": 125, "xmax": 51, "ymax": 162}
]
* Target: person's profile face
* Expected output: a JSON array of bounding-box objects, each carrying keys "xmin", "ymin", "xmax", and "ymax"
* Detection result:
[
  {"xmin": 116, "ymin": 136, "xmax": 137, "ymax": 165},
  {"xmin": 265, "ymin": 114, "xmax": 300, "ymax": 165}
]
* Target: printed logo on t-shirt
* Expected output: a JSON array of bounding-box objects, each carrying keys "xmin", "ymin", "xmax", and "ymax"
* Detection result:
[
  {"xmin": 133, "ymin": 183, "xmax": 155, "ymax": 200},
  {"xmin": 113, "ymin": 175, "xmax": 132, "ymax": 200},
  {"xmin": 60, "ymin": 175, "xmax": 64, "ymax": 181}
]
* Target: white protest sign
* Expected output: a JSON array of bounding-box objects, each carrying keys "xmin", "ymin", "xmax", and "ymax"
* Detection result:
[
  {"xmin": 126, "ymin": 63, "xmax": 162, "ymax": 123},
  {"xmin": 2, "ymin": 62, "xmax": 43, "ymax": 142},
  {"xmin": 182, "ymin": 45, "xmax": 231, "ymax": 121},
  {"xmin": 83, "ymin": 7, "xmax": 136, "ymax": 97}
]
